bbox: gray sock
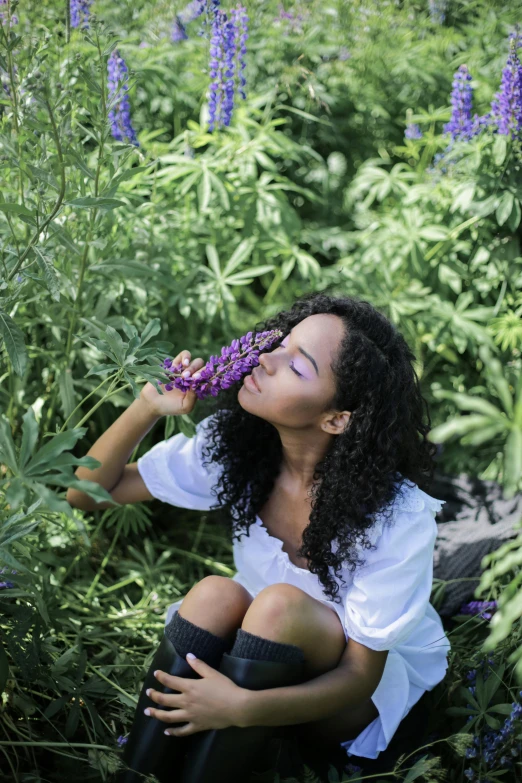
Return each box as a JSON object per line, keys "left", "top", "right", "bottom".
{"left": 230, "top": 628, "right": 305, "bottom": 664}
{"left": 165, "top": 610, "right": 230, "bottom": 668}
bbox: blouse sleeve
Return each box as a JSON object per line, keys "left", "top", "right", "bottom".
{"left": 136, "top": 413, "right": 224, "bottom": 511}
{"left": 343, "top": 493, "right": 443, "bottom": 651}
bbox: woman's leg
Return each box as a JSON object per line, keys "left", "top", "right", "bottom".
{"left": 240, "top": 583, "right": 379, "bottom": 748}
{"left": 176, "top": 574, "right": 254, "bottom": 647}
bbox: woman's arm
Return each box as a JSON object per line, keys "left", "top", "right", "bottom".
{"left": 66, "top": 397, "right": 161, "bottom": 510}
{"left": 237, "top": 639, "right": 388, "bottom": 728}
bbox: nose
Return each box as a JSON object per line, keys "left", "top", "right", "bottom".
{"left": 257, "top": 351, "right": 274, "bottom": 375}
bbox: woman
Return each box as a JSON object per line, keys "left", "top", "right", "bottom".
{"left": 68, "top": 291, "right": 450, "bottom": 783}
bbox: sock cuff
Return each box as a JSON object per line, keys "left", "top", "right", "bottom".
{"left": 165, "top": 611, "right": 230, "bottom": 667}
{"left": 230, "top": 628, "right": 305, "bottom": 664}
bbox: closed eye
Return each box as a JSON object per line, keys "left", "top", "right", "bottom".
{"left": 274, "top": 344, "right": 302, "bottom": 377}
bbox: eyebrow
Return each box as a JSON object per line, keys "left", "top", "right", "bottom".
{"left": 287, "top": 329, "right": 319, "bottom": 376}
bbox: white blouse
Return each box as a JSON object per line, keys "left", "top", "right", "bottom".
{"left": 137, "top": 413, "right": 451, "bottom": 760}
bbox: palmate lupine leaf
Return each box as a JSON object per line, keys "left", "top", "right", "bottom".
{"left": 0, "top": 408, "right": 115, "bottom": 511}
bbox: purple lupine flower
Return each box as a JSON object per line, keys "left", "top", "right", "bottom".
{"left": 107, "top": 50, "right": 139, "bottom": 146}
{"left": 221, "top": 14, "right": 237, "bottom": 127}
{"left": 338, "top": 47, "right": 351, "bottom": 61}
{"left": 179, "top": 0, "right": 206, "bottom": 24}
{"left": 70, "top": 0, "right": 93, "bottom": 30}
{"left": 444, "top": 64, "right": 474, "bottom": 141}
{"left": 460, "top": 600, "right": 497, "bottom": 620}
{"left": 171, "top": 15, "right": 188, "bottom": 42}
{"left": 208, "top": 6, "right": 225, "bottom": 132}
{"left": 116, "top": 735, "right": 128, "bottom": 747}
{"left": 158, "top": 329, "right": 284, "bottom": 400}
{"left": 0, "top": 0, "right": 18, "bottom": 25}
{"left": 207, "top": 3, "right": 248, "bottom": 131}
{"left": 429, "top": 0, "right": 448, "bottom": 25}
{"left": 0, "top": 581, "right": 15, "bottom": 589}
{"left": 490, "top": 38, "right": 522, "bottom": 137}
{"left": 405, "top": 123, "right": 422, "bottom": 140}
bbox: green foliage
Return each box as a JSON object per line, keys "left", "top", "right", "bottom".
{"left": 1, "top": 0, "right": 522, "bottom": 780}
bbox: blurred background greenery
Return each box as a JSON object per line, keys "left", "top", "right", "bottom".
{"left": 1, "top": 0, "right": 522, "bottom": 780}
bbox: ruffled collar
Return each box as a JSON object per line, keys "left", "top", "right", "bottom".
{"left": 250, "top": 481, "right": 446, "bottom": 574}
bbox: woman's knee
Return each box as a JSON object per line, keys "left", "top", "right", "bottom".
{"left": 242, "top": 583, "right": 346, "bottom": 674}
{"left": 180, "top": 575, "right": 254, "bottom": 636}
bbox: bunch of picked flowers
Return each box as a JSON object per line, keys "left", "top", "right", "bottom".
{"left": 156, "top": 329, "right": 283, "bottom": 399}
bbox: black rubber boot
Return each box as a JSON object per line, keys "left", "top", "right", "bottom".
{"left": 179, "top": 651, "right": 308, "bottom": 783}
{"left": 116, "top": 633, "right": 201, "bottom": 783}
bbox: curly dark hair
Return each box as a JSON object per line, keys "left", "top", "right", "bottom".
{"left": 199, "top": 291, "right": 438, "bottom": 605}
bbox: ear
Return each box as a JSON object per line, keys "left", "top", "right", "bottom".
{"left": 324, "top": 411, "right": 351, "bottom": 435}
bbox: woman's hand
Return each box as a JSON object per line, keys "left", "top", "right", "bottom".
{"left": 143, "top": 655, "right": 248, "bottom": 736}
{"left": 140, "top": 349, "right": 206, "bottom": 417}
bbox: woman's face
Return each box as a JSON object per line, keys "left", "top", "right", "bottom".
{"left": 238, "top": 313, "right": 346, "bottom": 428}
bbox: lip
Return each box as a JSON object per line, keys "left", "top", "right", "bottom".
{"left": 244, "top": 371, "right": 261, "bottom": 393}
{"left": 251, "top": 368, "right": 262, "bottom": 391}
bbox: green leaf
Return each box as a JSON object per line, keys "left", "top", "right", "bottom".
{"left": 32, "top": 246, "right": 60, "bottom": 302}
{"left": 488, "top": 704, "right": 514, "bottom": 715}
{"left": 140, "top": 319, "right": 161, "bottom": 346}
{"left": 66, "top": 197, "right": 125, "bottom": 210}
{"left": 492, "top": 134, "right": 508, "bottom": 166}
{"left": 496, "top": 192, "right": 514, "bottom": 227}
{"left": 58, "top": 367, "right": 80, "bottom": 426}
{"left": 0, "top": 416, "right": 18, "bottom": 473}
{"left": 19, "top": 407, "right": 39, "bottom": 470}
{"left": 429, "top": 414, "right": 493, "bottom": 442}
{"left": 198, "top": 168, "right": 211, "bottom": 213}
{"left": 207, "top": 171, "right": 230, "bottom": 211}
{"left": 25, "top": 428, "right": 87, "bottom": 477}
{"left": 0, "top": 203, "right": 33, "bottom": 216}
{"left": 223, "top": 238, "right": 256, "bottom": 277}
{"left": 503, "top": 427, "right": 522, "bottom": 496}
{"left": 0, "top": 309, "right": 27, "bottom": 377}
{"left": 507, "top": 199, "right": 521, "bottom": 232}
{"left": 5, "top": 477, "right": 26, "bottom": 509}
{"left": 104, "top": 325, "right": 126, "bottom": 364}
{"left": 65, "top": 479, "right": 118, "bottom": 505}
{"left": 205, "top": 245, "right": 221, "bottom": 277}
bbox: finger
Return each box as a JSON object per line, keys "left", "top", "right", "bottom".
{"left": 144, "top": 706, "right": 189, "bottom": 724}
{"left": 172, "top": 350, "right": 191, "bottom": 367}
{"left": 154, "top": 670, "right": 189, "bottom": 691}
{"left": 181, "top": 357, "right": 205, "bottom": 379}
{"left": 146, "top": 688, "right": 183, "bottom": 708}
{"left": 164, "top": 723, "right": 196, "bottom": 737}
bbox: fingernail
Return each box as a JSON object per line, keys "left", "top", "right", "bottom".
{"left": 183, "top": 358, "right": 189, "bottom": 365}
{"left": 193, "top": 373, "right": 200, "bottom": 379}
{"left": 187, "top": 652, "right": 196, "bottom": 660}
{"left": 153, "top": 671, "right": 158, "bottom": 677}
{"left": 144, "top": 708, "right": 151, "bottom": 716}
{"left": 146, "top": 689, "right": 151, "bottom": 697}
{"left": 164, "top": 729, "right": 170, "bottom": 736}
{"left": 182, "top": 370, "right": 190, "bottom": 377}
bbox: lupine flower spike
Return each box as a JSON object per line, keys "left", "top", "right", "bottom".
{"left": 490, "top": 36, "right": 522, "bottom": 137}
{"left": 171, "top": 16, "right": 188, "bottom": 42}
{"left": 70, "top": 0, "right": 94, "bottom": 30}
{"left": 405, "top": 123, "right": 422, "bottom": 140}
{"left": 460, "top": 600, "right": 497, "bottom": 620}
{"left": 208, "top": 2, "right": 248, "bottom": 131}
{"left": 107, "top": 50, "right": 139, "bottom": 146}
{"left": 157, "top": 329, "right": 284, "bottom": 399}
{"left": 0, "top": 0, "right": 18, "bottom": 26}
{"left": 444, "top": 64, "right": 474, "bottom": 141}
